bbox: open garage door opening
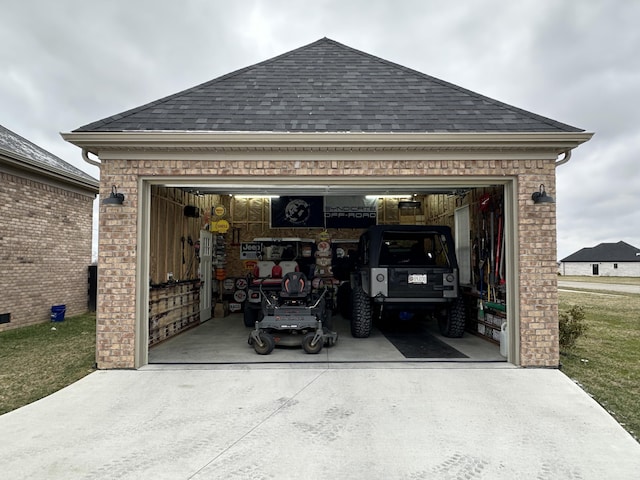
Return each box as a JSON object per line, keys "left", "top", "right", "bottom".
{"left": 142, "top": 178, "right": 515, "bottom": 366}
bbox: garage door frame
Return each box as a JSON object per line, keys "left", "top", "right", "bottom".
{"left": 135, "top": 175, "right": 520, "bottom": 367}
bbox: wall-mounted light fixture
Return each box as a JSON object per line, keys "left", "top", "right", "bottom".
{"left": 102, "top": 185, "right": 125, "bottom": 205}
{"left": 531, "top": 184, "right": 554, "bottom": 204}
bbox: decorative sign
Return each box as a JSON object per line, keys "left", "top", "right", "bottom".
{"left": 214, "top": 205, "right": 226, "bottom": 217}
{"left": 243, "top": 260, "right": 258, "bottom": 272}
{"left": 324, "top": 196, "right": 377, "bottom": 228}
{"left": 271, "top": 196, "right": 324, "bottom": 228}
{"left": 212, "top": 219, "right": 230, "bottom": 233}
{"left": 222, "top": 278, "right": 235, "bottom": 292}
{"left": 241, "top": 242, "right": 262, "bottom": 260}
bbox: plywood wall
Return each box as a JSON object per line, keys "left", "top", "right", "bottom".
{"left": 149, "top": 188, "right": 503, "bottom": 284}
{"left": 150, "top": 187, "right": 228, "bottom": 284}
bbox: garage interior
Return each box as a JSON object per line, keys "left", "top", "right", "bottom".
{"left": 144, "top": 178, "right": 511, "bottom": 365}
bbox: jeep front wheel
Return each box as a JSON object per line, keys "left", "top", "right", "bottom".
{"left": 438, "top": 296, "right": 466, "bottom": 338}
{"left": 351, "top": 285, "right": 372, "bottom": 338}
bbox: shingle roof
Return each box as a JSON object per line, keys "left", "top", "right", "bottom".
{"left": 75, "top": 38, "right": 584, "bottom": 134}
{"left": 0, "top": 124, "right": 98, "bottom": 189}
{"left": 561, "top": 241, "right": 640, "bottom": 262}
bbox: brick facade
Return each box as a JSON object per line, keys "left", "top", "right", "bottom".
{"left": 0, "top": 171, "right": 95, "bottom": 331}
{"left": 96, "top": 154, "right": 559, "bottom": 369}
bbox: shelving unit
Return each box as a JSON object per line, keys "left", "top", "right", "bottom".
{"left": 149, "top": 280, "right": 200, "bottom": 346}
{"left": 463, "top": 288, "right": 506, "bottom": 345}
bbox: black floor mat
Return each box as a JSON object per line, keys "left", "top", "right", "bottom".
{"left": 379, "top": 321, "right": 468, "bottom": 359}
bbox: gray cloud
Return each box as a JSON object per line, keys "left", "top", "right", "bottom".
{"left": 1, "top": 0, "right": 638, "bottom": 259}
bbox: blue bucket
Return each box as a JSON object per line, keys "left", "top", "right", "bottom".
{"left": 51, "top": 305, "right": 66, "bottom": 322}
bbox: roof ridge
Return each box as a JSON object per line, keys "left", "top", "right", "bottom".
{"left": 74, "top": 38, "right": 586, "bottom": 134}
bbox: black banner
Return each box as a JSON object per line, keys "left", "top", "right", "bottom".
{"left": 270, "top": 196, "right": 325, "bottom": 228}
{"left": 324, "top": 196, "right": 377, "bottom": 228}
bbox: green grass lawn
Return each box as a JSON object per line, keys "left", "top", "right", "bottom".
{"left": 558, "top": 284, "right": 640, "bottom": 442}
{"left": 0, "top": 313, "right": 96, "bottom": 415}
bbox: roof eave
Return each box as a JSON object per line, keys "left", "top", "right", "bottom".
{"left": 62, "top": 131, "right": 594, "bottom": 156}
{"left": 0, "top": 150, "right": 99, "bottom": 193}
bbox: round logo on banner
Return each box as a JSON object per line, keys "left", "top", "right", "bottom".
{"left": 214, "top": 205, "right": 226, "bottom": 217}
{"left": 284, "top": 199, "right": 311, "bottom": 225}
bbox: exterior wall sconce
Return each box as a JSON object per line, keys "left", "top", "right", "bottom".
{"left": 102, "top": 185, "right": 125, "bottom": 205}
{"left": 531, "top": 184, "right": 554, "bottom": 204}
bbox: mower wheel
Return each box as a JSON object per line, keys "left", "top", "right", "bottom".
{"left": 302, "top": 332, "right": 323, "bottom": 354}
{"left": 253, "top": 331, "right": 275, "bottom": 355}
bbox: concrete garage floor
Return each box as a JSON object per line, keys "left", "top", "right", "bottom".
{"left": 149, "top": 313, "right": 507, "bottom": 365}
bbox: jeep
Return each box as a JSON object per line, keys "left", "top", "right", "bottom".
{"left": 348, "top": 225, "right": 466, "bottom": 338}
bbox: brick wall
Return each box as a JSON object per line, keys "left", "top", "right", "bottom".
{"left": 0, "top": 171, "right": 95, "bottom": 332}
{"left": 97, "top": 156, "right": 560, "bottom": 368}
{"left": 518, "top": 171, "right": 559, "bottom": 367}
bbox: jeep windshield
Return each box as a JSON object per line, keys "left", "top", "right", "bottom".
{"left": 379, "top": 231, "right": 451, "bottom": 267}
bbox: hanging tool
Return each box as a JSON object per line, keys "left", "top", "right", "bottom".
{"left": 499, "top": 225, "right": 506, "bottom": 285}
{"left": 494, "top": 211, "right": 502, "bottom": 283}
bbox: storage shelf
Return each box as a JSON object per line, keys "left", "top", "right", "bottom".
{"left": 462, "top": 289, "right": 506, "bottom": 345}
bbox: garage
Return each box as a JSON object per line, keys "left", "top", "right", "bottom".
{"left": 62, "top": 38, "right": 591, "bottom": 369}
{"left": 139, "top": 180, "right": 509, "bottom": 365}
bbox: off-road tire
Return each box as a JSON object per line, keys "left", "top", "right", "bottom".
{"left": 351, "top": 285, "right": 372, "bottom": 338}
{"left": 438, "top": 296, "right": 466, "bottom": 338}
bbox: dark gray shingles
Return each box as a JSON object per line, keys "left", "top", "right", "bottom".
{"left": 74, "top": 38, "right": 584, "bottom": 134}
{"left": 0, "top": 124, "right": 98, "bottom": 186}
{"left": 561, "top": 241, "right": 640, "bottom": 262}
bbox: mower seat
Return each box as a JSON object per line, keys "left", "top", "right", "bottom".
{"left": 280, "top": 272, "right": 310, "bottom": 298}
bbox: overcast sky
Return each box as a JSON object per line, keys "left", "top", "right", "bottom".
{"left": 2, "top": 0, "right": 638, "bottom": 260}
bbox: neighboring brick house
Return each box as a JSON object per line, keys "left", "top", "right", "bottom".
{"left": 560, "top": 241, "right": 640, "bottom": 276}
{"left": 63, "top": 38, "right": 592, "bottom": 368}
{"left": 0, "top": 124, "right": 99, "bottom": 331}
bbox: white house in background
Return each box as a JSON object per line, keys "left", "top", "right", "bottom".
{"left": 560, "top": 241, "right": 640, "bottom": 277}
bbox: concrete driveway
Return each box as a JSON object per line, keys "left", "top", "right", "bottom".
{"left": 1, "top": 366, "right": 638, "bottom": 479}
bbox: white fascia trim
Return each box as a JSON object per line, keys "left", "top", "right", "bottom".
{"left": 61, "top": 131, "right": 594, "bottom": 154}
